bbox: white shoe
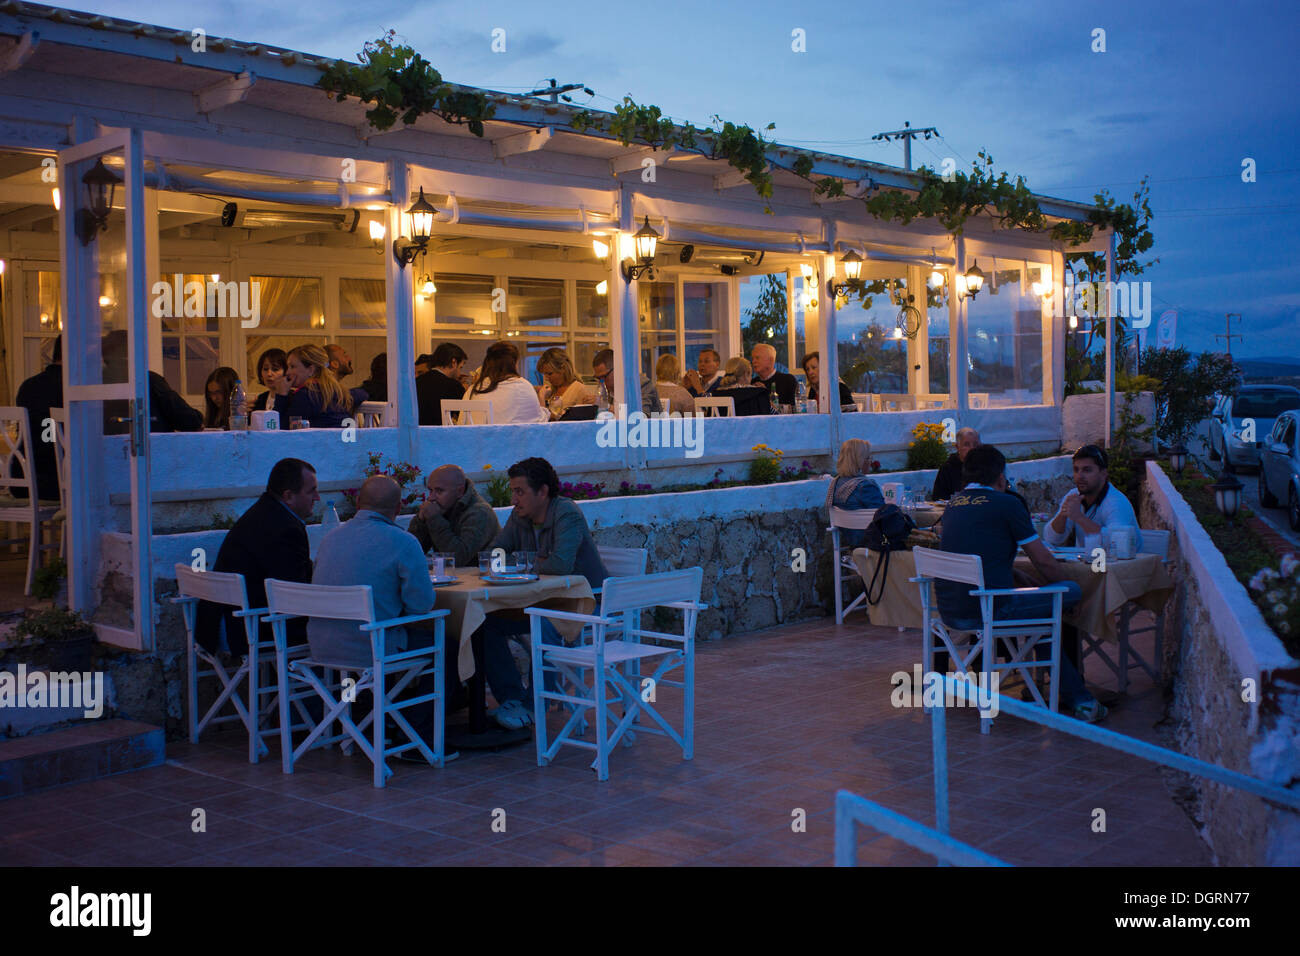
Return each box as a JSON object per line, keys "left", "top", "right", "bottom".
{"left": 494, "top": 700, "right": 534, "bottom": 730}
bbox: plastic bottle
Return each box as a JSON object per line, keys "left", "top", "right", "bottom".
{"left": 321, "top": 501, "right": 340, "bottom": 535}
{"left": 768, "top": 383, "right": 780, "bottom": 414}
{"left": 231, "top": 380, "right": 246, "bottom": 413}
{"left": 795, "top": 379, "right": 808, "bottom": 413}
{"left": 596, "top": 379, "right": 611, "bottom": 412}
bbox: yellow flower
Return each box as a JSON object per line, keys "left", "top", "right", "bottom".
{"left": 483, "top": 464, "right": 492, "bottom": 471}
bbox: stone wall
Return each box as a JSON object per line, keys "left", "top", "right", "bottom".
{"left": 1140, "top": 461, "right": 1300, "bottom": 865}
{"left": 1062, "top": 391, "right": 1155, "bottom": 454}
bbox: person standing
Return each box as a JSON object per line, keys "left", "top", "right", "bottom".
{"left": 407, "top": 464, "right": 500, "bottom": 568}
{"left": 931, "top": 427, "right": 981, "bottom": 501}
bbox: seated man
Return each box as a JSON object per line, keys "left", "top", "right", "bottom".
{"left": 937, "top": 445, "right": 1107, "bottom": 723}
{"left": 931, "top": 427, "right": 980, "bottom": 501}
{"left": 683, "top": 348, "right": 724, "bottom": 398}
{"left": 1043, "top": 444, "right": 1142, "bottom": 552}
{"left": 476, "top": 456, "right": 609, "bottom": 730}
{"left": 750, "top": 342, "right": 797, "bottom": 411}
{"left": 311, "top": 475, "right": 448, "bottom": 756}
{"left": 592, "top": 348, "right": 661, "bottom": 415}
{"left": 416, "top": 343, "right": 467, "bottom": 425}
{"left": 407, "top": 464, "right": 500, "bottom": 569}
{"left": 196, "top": 458, "right": 318, "bottom": 658}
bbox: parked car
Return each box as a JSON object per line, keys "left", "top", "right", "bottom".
{"left": 1259, "top": 410, "right": 1300, "bottom": 531}
{"left": 1208, "top": 385, "right": 1300, "bottom": 469}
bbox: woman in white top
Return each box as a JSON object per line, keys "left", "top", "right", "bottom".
{"left": 654, "top": 354, "right": 695, "bottom": 415}
{"left": 536, "top": 347, "right": 594, "bottom": 420}
{"left": 467, "top": 341, "right": 549, "bottom": 424}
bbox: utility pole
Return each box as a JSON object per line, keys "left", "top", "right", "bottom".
{"left": 525, "top": 79, "right": 594, "bottom": 104}
{"left": 1216, "top": 312, "right": 1243, "bottom": 357}
{"left": 871, "top": 121, "right": 940, "bottom": 171}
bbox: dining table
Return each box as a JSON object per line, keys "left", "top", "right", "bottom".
{"left": 424, "top": 567, "right": 595, "bottom": 748}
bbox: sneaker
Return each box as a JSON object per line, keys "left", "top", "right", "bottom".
{"left": 494, "top": 699, "right": 534, "bottom": 731}
{"left": 1072, "top": 699, "right": 1109, "bottom": 724}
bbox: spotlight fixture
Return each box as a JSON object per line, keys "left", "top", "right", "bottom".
{"left": 679, "top": 244, "right": 695, "bottom": 264}
{"left": 220, "top": 202, "right": 238, "bottom": 227}
{"left": 827, "top": 250, "right": 863, "bottom": 299}
{"left": 620, "top": 216, "right": 660, "bottom": 282}
{"left": 392, "top": 187, "right": 437, "bottom": 269}
{"left": 75, "top": 157, "right": 123, "bottom": 246}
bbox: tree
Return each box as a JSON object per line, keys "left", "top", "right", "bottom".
{"left": 741, "top": 274, "right": 787, "bottom": 362}
{"left": 1139, "top": 346, "right": 1242, "bottom": 447}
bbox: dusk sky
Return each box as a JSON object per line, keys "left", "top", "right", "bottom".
{"left": 82, "top": 0, "right": 1300, "bottom": 359}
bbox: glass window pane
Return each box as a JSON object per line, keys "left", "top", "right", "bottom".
{"left": 966, "top": 265, "right": 1046, "bottom": 406}
{"left": 249, "top": 275, "right": 322, "bottom": 330}
{"left": 836, "top": 274, "right": 908, "bottom": 394}
{"left": 927, "top": 277, "right": 950, "bottom": 394}
{"left": 433, "top": 273, "right": 498, "bottom": 328}
{"left": 23, "top": 271, "right": 61, "bottom": 335}
{"left": 576, "top": 279, "right": 609, "bottom": 328}
{"left": 571, "top": 338, "right": 610, "bottom": 382}
{"left": 185, "top": 336, "right": 220, "bottom": 396}
{"left": 740, "top": 274, "right": 788, "bottom": 367}
{"left": 336, "top": 335, "right": 388, "bottom": 393}
{"left": 638, "top": 281, "right": 675, "bottom": 332}
{"left": 508, "top": 277, "right": 563, "bottom": 328}
{"left": 340, "top": 277, "right": 385, "bottom": 330}
{"left": 162, "top": 334, "right": 182, "bottom": 392}
{"left": 683, "top": 280, "right": 727, "bottom": 373}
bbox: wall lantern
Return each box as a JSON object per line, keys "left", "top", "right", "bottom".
{"left": 959, "top": 259, "right": 985, "bottom": 300}
{"left": 620, "top": 216, "right": 660, "bottom": 282}
{"left": 1211, "top": 465, "right": 1243, "bottom": 521}
{"left": 1168, "top": 443, "right": 1188, "bottom": 477}
{"left": 75, "top": 157, "right": 122, "bottom": 246}
{"left": 369, "top": 218, "right": 386, "bottom": 254}
{"left": 392, "top": 187, "right": 437, "bottom": 268}
{"left": 827, "top": 250, "right": 863, "bottom": 298}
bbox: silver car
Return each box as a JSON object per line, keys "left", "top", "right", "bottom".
{"left": 1259, "top": 410, "right": 1300, "bottom": 531}
{"left": 1209, "top": 385, "right": 1300, "bottom": 470}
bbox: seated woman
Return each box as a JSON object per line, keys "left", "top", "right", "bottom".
{"left": 826, "top": 438, "right": 885, "bottom": 548}
{"left": 203, "top": 366, "right": 243, "bottom": 430}
{"left": 801, "top": 351, "right": 853, "bottom": 409}
{"left": 536, "top": 347, "right": 592, "bottom": 420}
{"left": 467, "top": 341, "right": 549, "bottom": 424}
{"left": 360, "top": 352, "right": 387, "bottom": 404}
{"left": 714, "top": 357, "right": 768, "bottom": 416}
{"left": 282, "top": 344, "right": 355, "bottom": 428}
{"left": 251, "top": 347, "right": 291, "bottom": 413}
{"left": 654, "top": 354, "right": 695, "bottom": 415}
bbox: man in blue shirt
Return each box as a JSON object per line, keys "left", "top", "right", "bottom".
{"left": 937, "top": 445, "right": 1106, "bottom": 722}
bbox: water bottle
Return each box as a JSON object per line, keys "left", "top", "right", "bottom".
{"left": 596, "top": 379, "right": 611, "bottom": 412}
{"left": 795, "top": 379, "right": 808, "bottom": 414}
{"left": 321, "top": 501, "right": 340, "bottom": 535}
{"left": 769, "top": 384, "right": 780, "bottom": 414}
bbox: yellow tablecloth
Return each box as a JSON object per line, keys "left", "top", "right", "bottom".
{"left": 850, "top": 547, "right": 1174, "bottom": 642}
{"left": 432, "top": 569, "right": 595, "bottom": 680}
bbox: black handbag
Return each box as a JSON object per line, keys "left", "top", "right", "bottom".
{"left": 862, "top": 505, "right": 917, "bottom": 606}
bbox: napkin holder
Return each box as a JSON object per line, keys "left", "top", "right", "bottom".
{"left": 250, "top": 410, "right": 280, "bottom": 431}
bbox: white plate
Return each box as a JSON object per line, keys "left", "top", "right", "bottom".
{"left": 480, "top": 572, "right": 539, "bottom": 585}
{"left": 429, "top": 575, "right": 458, "bottom": 586}
{"left": 1049, "top": 547, "right": 1089, "bottom": 559}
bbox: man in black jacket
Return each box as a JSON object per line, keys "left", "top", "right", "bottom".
{"left": 417, "top": 343, "right": 467, "bottom": 425}
{"left": 12, "top": 336, "right": 63, "bottom": 500}
{"left": 750, "top": 343, "right": 797, "bottom": 411}
{"left": 101, "top": 331, "right": 203, "bottom": 434}
{"left": 196, "top": 458, "right": 318, "bottom": 656}
{"left": 931, "top": 427, "right": 981, "bottom": 500}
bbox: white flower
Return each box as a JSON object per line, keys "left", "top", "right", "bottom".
{"left": 1266, "top": 589, "right": 1285, "bottom": 604}
{"left": 1249, "top": 571, "right": 1267, "bottom": 592}
{"left": 1278, "top": 621, "right": 1291, "bottom": 634}
{"left": 1280, "top": 553, "right": 1298, "bottom": 576}
{"left": 1271, "top": 602, "right": 1288, "bottom": 617}
{"left": 1263, "top": 567, "right": 1281, "bottom": 581}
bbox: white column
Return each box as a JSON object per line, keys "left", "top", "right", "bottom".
{"left": 1104, "top": 230, "right": 1115, "bottom": 448}
{"left": 952, "top": 236, "right": 969, "bottom": 414}
{"left": 616, "top": 183, "right": 642, "bottom": 418}
{"left": 144, "top": 187, "right": 162, "bottom": 374}
{"left": 386, "top": 162, "right": 417, "bottom": 462}
{"left": 819, "top": 220, "right": 841, "bottom": 450}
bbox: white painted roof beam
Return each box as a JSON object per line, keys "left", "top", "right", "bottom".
{"left": 492, "top": 126, "right": 553, "bottom": 159}
{"left": 195, "top": 70, "right": 256, "bottom": 115}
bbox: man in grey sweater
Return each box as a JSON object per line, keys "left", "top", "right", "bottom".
{"left": 407, "top": 464, "right": 500, "bottom": 568}
{"left": 476, "top": 457, "right": 609, "bottom": 730}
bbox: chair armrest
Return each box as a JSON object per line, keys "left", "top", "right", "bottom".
{"left": 170, "top": 595, "right": 197, "bottom": 606}
{"left": 663, "top": 600, "right": 708, "bottom": 611}
{"left": 381, "top": 644, "right": 441, "bottom": 665}
{"left": 262, "top": 612, "right": 299, "bottom": 624}
{"left": 232, "top": 606, "right": 269, "bottom": 619}
{"left": 523, "top": 607, "right": 613, "bottom": 627}
{"left": 969, "top": 585, "right": 1070, "bottom": 598}
{"left": 359, "top": 609, "right": 450, "bottom": 632}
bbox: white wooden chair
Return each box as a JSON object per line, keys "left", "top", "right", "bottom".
{"left": 694, "top": 396, "right": 735, "bottom": 417}
{"left": 47, "top": 407, "right": 70, "bottom": 559}
{"left": 828, "top": 505, "right": 877, "bottom": 624}
{"left": 595, "top": 546, "right": 648, "bottom": 592}
{"left": 355, "top": 401, "right": 391, "bottom": 427}
{"left": 0, "top": 406, "right": 60, "bottom": 594}
{"left": 911, "top": 547, "right": 1068, "bottom": 733}
{"left": 172, "top": 564, "right": 313, "bottom": 764}
{"left": 1085, "top": 528, "right": 1171, "bottom": 692}
{"left": 264, "top": 578, "right": 451, "bottom": 788}
{"left": 525, "top": 567, "right": 705, "bottom": 780}
{"left": 441, "top": 399, "right": 493, "bottom": 426}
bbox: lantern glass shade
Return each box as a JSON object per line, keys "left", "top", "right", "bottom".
{"left": 1212, "top": 471, "right": 1242, "bottom": 517}
{"left": 406, "top": 187, "right": 436, "bottom": 241}
{"left": 964, "top": 260, "right": 985, "bottom": 293}
{"left": 420, "top": 276, "right": 436, "bottom": 297}
{"left": 841, "top": 250, "right": 863, "bottom": 282}
{"left": 1169, "top": 444, "right": 1188, "bottom": 475}
{"left": 82, "top": 157, "right": 121, "bottom": 221}
{"left": 1069, "top": 314, "right": 1079, "bottom": 330}
{"left": 928, "top": 269, "right": 944, "bottom": 289}
{"left": 633, "top": 216, "right": 659, "bottom": 262}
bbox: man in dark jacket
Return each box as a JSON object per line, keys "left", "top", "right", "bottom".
{"left": 750, "top": 343, "right": 797, "bottom": 411}
{"left": 101, "top": 330, "right": 203, "bottom": 434}
{"left": 12, "top": 337, "right": 63, "bottom": 500}
{"left": 416, "top": 343, "right": 467, "bottom": 425}
{"left": 407, "top": 464, "right": 500, "bottom": 568}
{"left": 196, "top": 458, "right": 318, "bottom": 656}
{"left": 931, "top": 427, "right": 981, "bottom": 500}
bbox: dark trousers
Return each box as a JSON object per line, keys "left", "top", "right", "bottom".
{"left": 350, "top": 629, "right": 453, "bottom": 746}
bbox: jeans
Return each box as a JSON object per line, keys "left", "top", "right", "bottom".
{"left": 939, "top": 580, "right": 1093, "bottom": 710}
{"left": 475, "top": 612, "right": 563, "bottom": 707}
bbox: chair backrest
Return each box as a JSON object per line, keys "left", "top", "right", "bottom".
{"left": 1138, "top": 528, "right": 1170, "bottom": 560}
{"left": 829, "top": 506, "right": 878, "bottom": 531}
{"left": 175, "top": 563, "right": 251, "bottom": 610}
{"left": 598, "top": 546, "right": 648, "bottom": 578}
{"left": 599, "top": 567, "right": 703, "bottom": 617}
{"left": 912, "top": 546, "right": 985, "bottom": 588}
{"left": 356, "top": 401, "right": 389, "bottom": 427}
{"left": 47, "top": 407, "right": 70, "bottom": 509}
{"left": 442, "top": 399, "right": 493, "bottom": 426}
{"left": 0, "top": 406, "right": 35, "bottom": 498}
{"left": 695, "top": 396, "right": 734, "bottom": 417}
{"left": 265, "top": 578, "right": 376, "bottom": 623}
{"left": 969, "top": 393, "right": 990, "bottom": 410}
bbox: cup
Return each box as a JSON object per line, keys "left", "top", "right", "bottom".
{"left": 289, "top": 416, "right": 304, "bottom": 430}
{"left": 478, "top": 551, "right": 493, "bottom": 574}
{"left": 522, "top": 551, "right": 537, "bottom": 573}
{"left": 229, "top": 414, "right": 248, "bottom": 431}
{"left": 434, "top": 553, "right": 455, "bottom": 577}
{"left": 1083, "top": 533, "right": 1103, "bottom": 560}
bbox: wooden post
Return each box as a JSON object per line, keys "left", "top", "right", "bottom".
{"left": 386, "top": 161, "right": 417, "bottom": 463}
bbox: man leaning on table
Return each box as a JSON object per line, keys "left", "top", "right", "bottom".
{"left": 938, "top": 445, "right": 1108, "bottom": 723}
{"left": 1042, "top": 444, "right": 1142, "bottom": 552}
{"left": 311, "top": 475, "right": 452, "bottom": 760}
{"left": 407, "top": 464, "right": 500, "bottom": 569}
{"left": 475, "top": 456, "right": 609, "bottom": 730}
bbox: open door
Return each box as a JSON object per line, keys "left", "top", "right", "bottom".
{"left": 57, "top": 128, "right": 154, "bottom": 651}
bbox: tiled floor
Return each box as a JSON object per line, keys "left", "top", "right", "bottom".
{"left": 0, "top": 616, "right": 1212, "bottom": 866}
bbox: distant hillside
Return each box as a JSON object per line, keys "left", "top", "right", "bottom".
{"left": 1237, "top": 357, "right": 1300, "bottom": 382}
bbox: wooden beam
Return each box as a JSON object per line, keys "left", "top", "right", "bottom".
{"left": 194, "top": 70, "right": 256, "bottom": 115}
{"left": 493, "top": 126, "right": 553, "bottom": 159}
{"left": 0, "top": 31, "right": 39, "bottom": 75}
{"left": 610, "top": 147, "right": 676, "bottom": 177}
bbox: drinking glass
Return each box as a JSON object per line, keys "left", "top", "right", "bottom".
{"left": 522, "top": 551, "right": 537, "bottom": 573}
{"left": 1083, "top": 533, "right": 1103, "bottom": 559}
{"left": 478, "top": 551, "right": 493, "bottom": 574}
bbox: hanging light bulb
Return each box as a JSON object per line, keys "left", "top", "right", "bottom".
{"left": 52, "top": 187, "right": 60, "bottom": 211}
{"left": 420, "top": 275, "right": 436, "bottom": 297}
{"left": 592, "top": 238, "right": 610, "bottom": 260}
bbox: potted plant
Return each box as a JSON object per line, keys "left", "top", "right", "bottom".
{"left": 11, "top": 607, "right": 96, "bottom": 672}
{"left": 31, "top": 557, "right": 67, "bottom": 603}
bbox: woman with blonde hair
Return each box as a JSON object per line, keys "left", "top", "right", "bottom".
{"left": 826, "top": 438, "right": 885, "bottom": 547}
{"left": 536, "top": 347, "right": 593, "bottom": 420}
{"left": 654, "top": 354, "right": 695, "bottom": 415}
{"left": 468, "top": 341, "right": 549, "bottom": 424}
{"left": 283, "top": 343, "right": 354, "bottom": 428}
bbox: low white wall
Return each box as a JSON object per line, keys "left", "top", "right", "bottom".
{"left": 1141, "top": 460, "right": 1300, "bottom": 865}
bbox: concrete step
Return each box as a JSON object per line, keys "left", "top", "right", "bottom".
{"left": 0, "top": 719, "right": 164, "bottom": 800}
